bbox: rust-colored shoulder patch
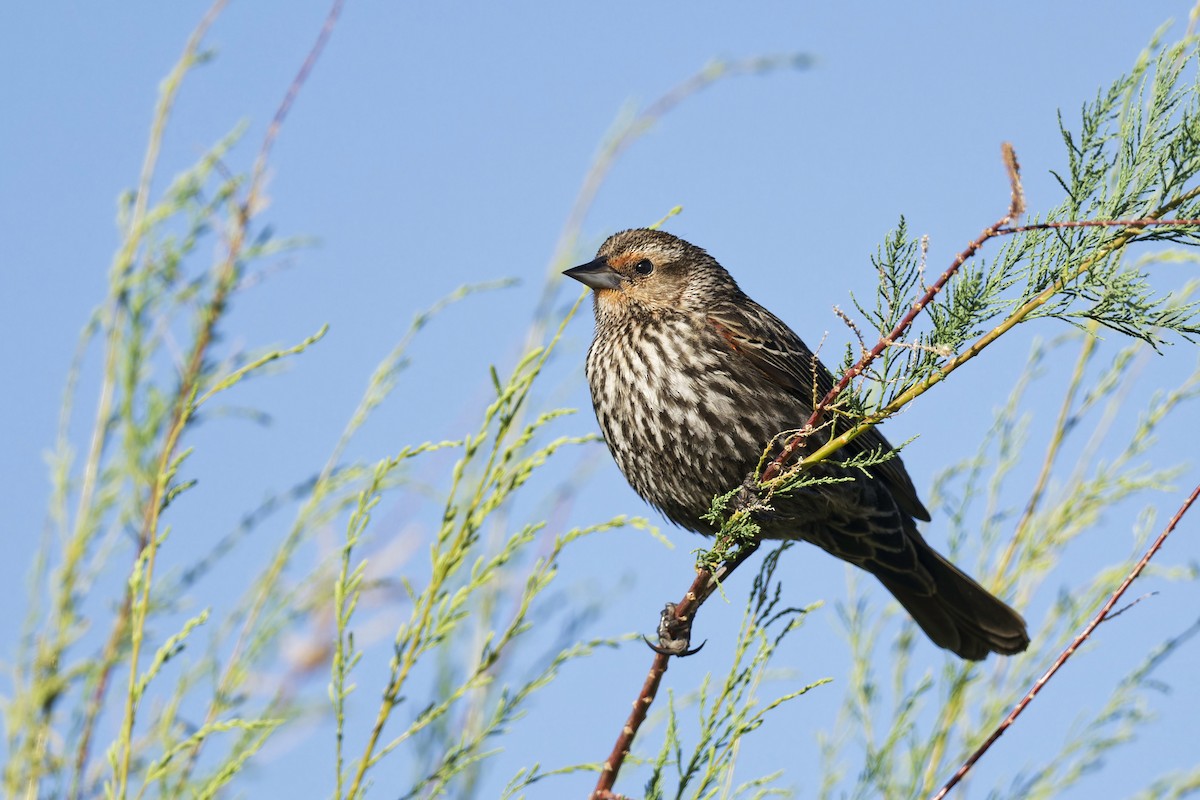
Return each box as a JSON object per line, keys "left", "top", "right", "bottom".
{"left": 708, "top": 317, "right": 743, "bottom": 354}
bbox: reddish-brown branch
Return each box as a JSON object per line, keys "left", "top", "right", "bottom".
{"left": 764, "top": 179, "right": 1200, "bottom": 487}
{"left": 930, "top": 480, "right": 1200, "bottom": 800}
{"left": 592, "top": 655, "right": 668, "bottom": 800}
{"left": 251, "top": 0, "right": 344, "bottom": 184}
{"left": 762, "top": 143, "right": 1024, "bottom": 483}
{"left": 590, "top": 542, "right": 759, "bottom": 800}
{"left": 998, "top": 216, "right": 1200, "bottom": 233}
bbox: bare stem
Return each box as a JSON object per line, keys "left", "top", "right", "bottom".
{"left": 930, "top": 480, "right": 1200, "bottom": 800}
{"left": 170, "top": 1, "right": 347, "bottom": 788}
{"left": 590, "top": 540, "right": 759, "bottom": 800}
{"left": 762, "top": 142, "right": 1023, "bottom": 485}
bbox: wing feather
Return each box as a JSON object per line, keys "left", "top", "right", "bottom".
{"left": 708, "top": 299, "right": 931, "bottom": 522}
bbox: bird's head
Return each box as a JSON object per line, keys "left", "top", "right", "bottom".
{"left": 563, "top": 229, "right": 741, "bottom": 319}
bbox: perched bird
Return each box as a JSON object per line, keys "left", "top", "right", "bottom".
{"left": 565, "top": 228, "right": 1029, "bottom": 660}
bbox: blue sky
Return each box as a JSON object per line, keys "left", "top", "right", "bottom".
{"left": 3, "top": 3, "right": 1200, "bottom": 798}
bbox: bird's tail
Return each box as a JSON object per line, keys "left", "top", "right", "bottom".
{"left": 876, "top": 531, "right": 1029, "bottom": 660}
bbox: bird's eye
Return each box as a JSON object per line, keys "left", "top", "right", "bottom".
{"left": 634, "top": 259, "right": 654, "bottom": 275}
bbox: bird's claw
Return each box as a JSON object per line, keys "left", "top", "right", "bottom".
{"left": 732, "top": 473, "right": 771, "bottom": 517}
{"left": 642, "top": 602, "right": 706, "bottom": 657}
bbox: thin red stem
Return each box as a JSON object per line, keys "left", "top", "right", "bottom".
{"left": 589, "top": 542, "right": 758, "bottom": 799}
{"left": 591, "top": 655, "right": 669, "bottom": 800}
{"left": 762, "top": 144, "right": 1024, "bottom": 483}
{"left": 999, "top": 216, "right": 1200, "bottom": 233}
{"left": 761, "top": 221, "right": 1003, "bottom": 481}
{"left": 930, "top": 480, "right": 1200, "bottom": 800}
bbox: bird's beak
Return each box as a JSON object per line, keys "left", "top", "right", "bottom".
{"left": 563, "top": 257, "right": 625, "bottom": 291}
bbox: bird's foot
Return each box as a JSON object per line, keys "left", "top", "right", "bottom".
{"left": 732, "top": 473, "right": 774, "bottom": 519}
{"left": 643, "top": 602, "right": 706, "bottom": 657}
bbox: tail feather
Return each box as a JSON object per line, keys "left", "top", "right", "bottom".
{"left": 877, "top": 532, "right": 1029, "bottom": 660}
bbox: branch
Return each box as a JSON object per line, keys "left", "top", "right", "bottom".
{"left": 590, "top": 541, "right": 759, "bottom": 800}
{"left": 999, "top": 216, "right": 1200, "bottom": 233}
{"left": 930, "top": 480, "right": 1200, "bottom": 800}
{"left": 761, "top": 142, "right": 1024, "bottom": 484}
{"left": 772, "top": 176, "right": 1200, "bottom": 485}
{"left": 250, "top": 0, "right": 345, "bottom": 189}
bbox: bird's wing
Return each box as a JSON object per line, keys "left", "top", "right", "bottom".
{"left": 707, "top": 298, "right": 931, "bottom": 522}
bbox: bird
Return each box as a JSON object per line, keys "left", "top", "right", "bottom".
{"left": 564, "top": 228, "right": 1029, "bottom": 660}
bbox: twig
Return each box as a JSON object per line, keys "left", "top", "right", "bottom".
{"left": 918, "top": 234, "right": 930, "bottom": 292}
{"left": 159, "top": 0, "right": 346, "bottom": 789}
{"left": 762, "top": 142, "right": 1025, "bottom": 484}
{"left": 833, "top": 305, "right": 868, "bottom": 358}
{"left": 250, "top": 0, "right": 345, "bottom": 187}
{"left": 1102, "top": 592, "right": 1159, "bottom": 621}
{"left": 590, "top": 541, "right": 759, "bottom": 800}
{"left": 929, "top": 480, "right": 1200, "bottom": 800}
{"left": 999, "top": 217, "right": 1200, "bottom": 234}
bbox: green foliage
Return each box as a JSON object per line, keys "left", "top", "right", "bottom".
{"left": 823, "top": 36, "right": 1200, "bottom": 451}
{"left": 1, "top": 13, "right": 654, "bottom": 800}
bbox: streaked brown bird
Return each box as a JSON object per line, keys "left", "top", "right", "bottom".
{"left": 565, "top": 228, "right": 1029, "bottom": 660}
